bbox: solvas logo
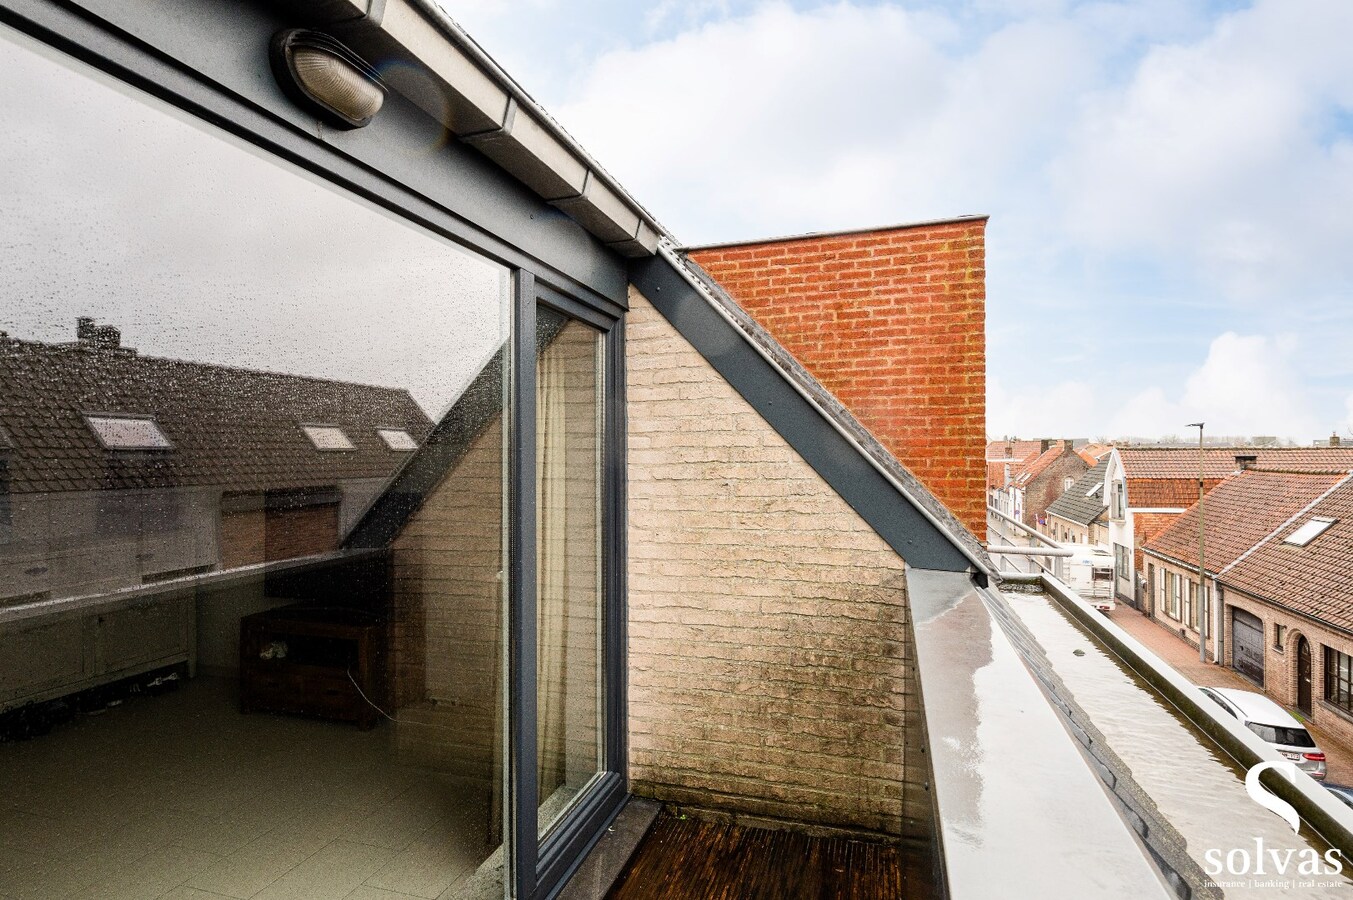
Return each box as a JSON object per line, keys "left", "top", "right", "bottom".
{"left": 1202, "top": 761, "right": 1344, "bottom": 879}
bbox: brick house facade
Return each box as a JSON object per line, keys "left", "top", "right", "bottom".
{"left": 686, "top": 218, "right": 988, "bottom": 537}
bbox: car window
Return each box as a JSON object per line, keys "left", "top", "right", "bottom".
{"left": 1203, "top": 691, "right": 1236, "bottom": 717}
{"left": 1246, "top": 723, "right": 1316, "bottom": 748}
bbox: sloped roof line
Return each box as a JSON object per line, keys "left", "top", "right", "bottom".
{"left": 1046, "top": 457, "right": 1110, "bottom": 526}
{"left": 656, "top": 242, "right": 992, "bottom": 577}
{"left": 1219, "top": 471, "right": 1353, "bottom": 577}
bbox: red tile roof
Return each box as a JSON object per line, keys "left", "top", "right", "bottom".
{"left": 1222, "top": 475, "right": 1353, "bottom": 631}
{"left": 1142, "top": 470, "right": 1347, "bottom": 571}
{"left": 985, "top": 440, "right": 1044, "bottom": 463}
{"left": 1118, "top": 447, "right": 1353, "bottom": 509}
{"left": 1127, "top": 477, "right": 1226, "bottom": 509}
{"left": 1117, "top": 447, "right": 1353, "bottom": 479}
{"left": 1014, "top": 446, "right": 1067, "bottom": 485}
{"left": 1077, "top": 443, "right": 1113, "bottom": 465}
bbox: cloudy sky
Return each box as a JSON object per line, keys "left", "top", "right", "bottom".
{"left": 444, "top": 0, "right": 1353, "bottom": 443}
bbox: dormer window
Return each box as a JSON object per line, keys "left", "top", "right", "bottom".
{"left": 377, "top": 428, "right": 418, "bottom": 451}
{"left": 300, "top": 425, "right": 354, "bottom": 451}
{"left": 1283, "top": 517, "right": 1336, "bottom": 547}
{"left": 84, "top": 414, "right": 172, "bottom": 450}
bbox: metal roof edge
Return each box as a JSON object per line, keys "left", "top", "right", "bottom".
{"left": 635, "top": 244, "right": 993, "bottom": 577}
{"left": 333, "top": 0, "right": 671, "bottom": 256}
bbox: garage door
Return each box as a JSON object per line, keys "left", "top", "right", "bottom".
{"left": 1232, "top": 609, "right": 1265, "bottom": 685}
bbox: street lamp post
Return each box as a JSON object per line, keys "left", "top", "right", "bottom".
{"left": 1188, "top": 422, "right": 1207, "bottom": 664}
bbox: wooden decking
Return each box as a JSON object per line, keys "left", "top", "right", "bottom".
{"left": 605, "top": 811, "right": 930, "bottom": 900}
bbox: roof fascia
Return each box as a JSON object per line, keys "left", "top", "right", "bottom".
{"left": 318, "top": 0, "right": 664, "bottom": 258}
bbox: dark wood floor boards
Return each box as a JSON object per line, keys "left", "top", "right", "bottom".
{"left": 606, "top": 810, "right": 912, "bottom": 900}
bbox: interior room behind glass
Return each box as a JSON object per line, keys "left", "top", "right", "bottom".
{"left": 0, "top": 25, "right": 535, "bottom": 899}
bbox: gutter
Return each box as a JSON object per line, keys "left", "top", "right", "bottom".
{"left": 306, "top": 0, "right": 665, "bottom": 257}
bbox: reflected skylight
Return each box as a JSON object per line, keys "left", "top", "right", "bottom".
{"left": 377, "top": 428, "right": 418, "bottom": 451}
{"left": 301, "top": 425, "right": 355, "bottom": 451}
{"left": 85, "top": 414, "right": 172, "bottom": 450}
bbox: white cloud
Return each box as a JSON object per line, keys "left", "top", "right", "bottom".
{"left": 1050, "top": 0, "right": 1353, "bottom": 302}
{"left": 987, "top": 376, "right": 1098, "bottom": 440}
{"left": 452, "top": 1, "right": 1353, "bottom": 440}
{"left": 552, "top": 2, "right": 1101, "bottom": 241}
{"left": 1107, "top": 332, "right": 1322, "bottom": 440}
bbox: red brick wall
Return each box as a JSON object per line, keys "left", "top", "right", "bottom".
{"left": 687, "top": 218, "right": 987, "bottom": 536}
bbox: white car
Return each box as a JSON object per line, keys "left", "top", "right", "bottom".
{"left": 1200, "top": 686, "right": 1327, "bottom": 780}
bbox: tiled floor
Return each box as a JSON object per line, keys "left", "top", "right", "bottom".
{"left": 0, "top": 676, "right": 501, "bottom": 900}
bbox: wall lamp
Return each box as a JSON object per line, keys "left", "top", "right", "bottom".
{"left": 270, "top": 29, "right": 385, "bottom": 129}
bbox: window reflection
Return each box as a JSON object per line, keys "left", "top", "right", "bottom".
{"left": 0, "top": 24, "right": 511, "bottom": 900}
{"left": 535, "top": 307, "right": 606, "bottom": 836}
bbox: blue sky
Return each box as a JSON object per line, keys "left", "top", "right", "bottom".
{"left": 444, "top": 0, "right": 1353, "bottom": 443}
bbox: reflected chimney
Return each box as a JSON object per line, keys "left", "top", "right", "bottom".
{"left": 76, "top": 317, "right": 123, "bottom": 351}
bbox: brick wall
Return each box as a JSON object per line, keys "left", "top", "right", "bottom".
{"left": 1144, "top": 560, "right": 1353, "bottom": 752}
{"left": 626, "top": 287, "right": 925, "bottom": 838}
{"left": 687, "top": 218, "right": 987, "bottom": 536}
{"left": 1221, "top": 590, "right": 1353, "bottom": 752}
{"left": 1023, "top": 453, "right": 1089, "bottom": 529}
{"left": 389, "top": 416, "right": 505, "bottom": 781}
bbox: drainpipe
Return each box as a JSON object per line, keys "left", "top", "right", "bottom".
{"left": 1212, "top": 578, "right": 1224, "bottom": 665}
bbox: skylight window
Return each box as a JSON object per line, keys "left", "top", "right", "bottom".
{"left": 301, "top": 425, "right": 355, "bottom": 451}
{"left": 1086, "top": 483, "right": 1103, "bottom": 497}
{"left": 1283, "top": 517, "right": 1336, "bottom": 547}
{"left": 377, "top": 428, "right": 418, "bottom": 451}
{"left": 85, "top": 414, "right": 172, "bottom": 450}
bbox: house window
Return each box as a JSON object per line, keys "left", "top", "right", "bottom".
{"left": 1274, "top": 624, "right": 1287, "bottom": 650}
{"left": 1325, "top": 647, "right": 1353, "bottom": 715}
{"left": 1111, "top": 482, "right": 1126, "bottom": 518}
{"left": 1169, "top": 572, "right": 1182, "bottom": 620}
{"left": 1186, "top": 579, "right": 1197, "bottom": 629}
{"left": 1114, "top": 543, "right": 1130, "bottom": 583}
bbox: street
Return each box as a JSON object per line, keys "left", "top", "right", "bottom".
{"left": 1105, "top": 604, "right": 1353, "bottom": 785}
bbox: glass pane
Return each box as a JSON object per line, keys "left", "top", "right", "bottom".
{"left": 0, "top": 25, "right": 513, "bottom": 900}
{"left": 535, "top": 306, "right": 605, "bottom": 837}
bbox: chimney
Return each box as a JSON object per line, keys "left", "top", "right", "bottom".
{"left": 1063, "top": 439, "right": 1074, "bottom": 451}
{"left": 1040, "top": 439, "right": 1053, "bottom": 454}
{"left": 687, "top": 217, "right": 989, "bottom": 535}
{"left": 1235, "top": 454, "right": 1258, "bottom": 471}
{"left": 75, "top": 317, "right": 121, "bottom": 350}
{"left": 1332, "top": 432, "right": 1342, "bottom": 448}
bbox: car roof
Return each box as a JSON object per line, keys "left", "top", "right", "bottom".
{"left": 1207, "top": 687, "right": 1305, "bottom": 728}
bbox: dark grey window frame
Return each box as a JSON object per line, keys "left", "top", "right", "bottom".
{"left": 0, "top": 5, "right": 630, "bottom": 898}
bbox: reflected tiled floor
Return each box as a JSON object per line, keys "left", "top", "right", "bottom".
{"left": 0, "top": 677, "right": 497, "bottom": 900}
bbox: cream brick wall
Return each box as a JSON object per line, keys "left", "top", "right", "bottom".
{"left": 625, "top": 287, "right": 922, "bottom": 837}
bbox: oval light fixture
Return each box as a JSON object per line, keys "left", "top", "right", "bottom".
{"left": 270, "top": 29, "right": 385, "bottom": 129}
